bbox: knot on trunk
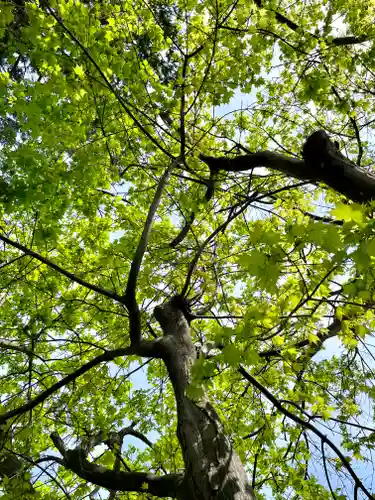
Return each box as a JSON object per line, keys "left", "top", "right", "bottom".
{"left": 154, "top": 295, "right": 194, "bottom": 335}
{"left": 302, "top": 129, "right": 343, "bottom": 171}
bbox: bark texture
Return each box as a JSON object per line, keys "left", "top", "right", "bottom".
{"left": 200, "top": 129, "right": 375, "bottom": 203}
{"left": 154, "top": 296, "right": 256, "bottom": 500}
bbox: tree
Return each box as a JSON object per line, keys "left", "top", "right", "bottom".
{"left": 0, "top": 0, "right": 375, "bottom": 498}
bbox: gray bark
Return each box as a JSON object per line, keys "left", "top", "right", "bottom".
{"left": 154, "top": 297, "right": 256, "bottom": 500}
{"left": 200, "top": 130, "right": 375, "bottom": 203}
{"left": 47, "top": 296, "right": 256, "bottom": 499}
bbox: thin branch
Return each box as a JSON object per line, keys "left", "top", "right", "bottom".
{"left": 187, "top": 20, "right": 218, "bottom": 114}
{"left": 0, "top": 341, "right": 162, "bottom": 424}
{"left": 179, "top": 54, "right": 188, "bottom": 162}
{"left": 238, "top": 366, "right": 373, "bottom": 500}
{"left": 12, "top": 450, "right": 70, "bottom": 499}
{"left": 97, "top": 188, "right": 131, "bottom": 204}
{"left": 181, "top": 198, "right": 252, "bottom": 296}
{"left": 170, "top": 212, "right": 195, "bottom": 248}
{"left": 35, "top": 455, "right": 65, "bottom": 466}
{"left": 260, "top": 317, "right": 341, "bottom": 359}
{"left": 0, "top": 254, "right": 26, "bottom": 270}
{"left": 0, "top": 234, "right": 125, "bottom": 304}
{"left": 349, "top": 115, "right": 363, "bottom": 166}
{"left": 300, "top": 211, "right": 343, "bottom": 226}
{"left": 311, "top": 415, "right": 375, "bottom": 433}
{"left": 108, "top": 435, "right": 124, "bottom": 500}
{"left": 0, "top": 341, "right": 46, "bottom": 363}
{"left": 321, "top": 441, "right": 338, "bottom": 500}
{"left": 119, "top": 427, "right": 154, "bottom": 448}
{"left": 43, "top": 2, "right": 173, "bottom": 159}
{"left": 328, "top": 79, "right": 364, "bottom": 167}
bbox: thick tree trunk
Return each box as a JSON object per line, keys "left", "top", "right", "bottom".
{"left": 154, "top": 297, "right": 256, "bottom": 500}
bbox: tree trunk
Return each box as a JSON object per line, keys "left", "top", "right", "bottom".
{"left": 154, "top": 297, "right": 256, "bottom": 500}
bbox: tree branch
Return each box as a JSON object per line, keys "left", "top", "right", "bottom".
{"left": 50, "top": 432, "right": 183, "bottom": 497}
{"left": 125, "top": 164, "right": 173, "bottom": 344}
{"left": 170, "top": 212, "right": 195, "bottom": 248}
{"left": 181, "top": 198, "right": 252, "bottom": 296}
{"left": 0, "top": 234, "right": 126, "bottom": 304}
{"left": 0, "top": 340, "right": 163, "bottom": 424}
{"left": 252, "top": 0, "right": 370, "bottom": 47}
{"left": 97, "top": 188, "right": 131, "bottom": 204}
{"left": 252, "top": 0, "right": 299, "bottom": 32}
{"left": 119, "top": 427, "right": 154, "bottom": 448}
{"left": 260, "top": 317, "right": 342, "bottom": 359}
{"left": 200, "top": 130, "right": 375, "bottom": 203}
{"left": 238, "top": 366, "right": 373, "bottom": 500}
{"left": 0, "top": 341, "right": 45, "bottom": 361}
{"left": 332, "top": 35, "right": 372, "bottom": 46}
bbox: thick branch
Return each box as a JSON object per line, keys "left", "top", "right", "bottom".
{"left": 200, "top": 151, "right": 306, "bottom": 177}
{"left": 329, "top": 35, "right": 371, "bottom": 46}
{"left": 50, "top": 432, "right": 183, "bottom": 498}
{"left": 125, "top": 164, "right": 173, "bottom": 344}
{"left": 200, "top": 130, "right": 375, "bottom": 203}
{"left": 0, "top": 340, "right": 162, "bottom": 424}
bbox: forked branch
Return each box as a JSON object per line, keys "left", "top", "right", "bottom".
{"left": 50, "top": 432, "right": 183, "bottom": 497}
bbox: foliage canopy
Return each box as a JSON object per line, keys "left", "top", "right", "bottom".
{"left": 1, "top": 0, "right": 375, "bottom": 498}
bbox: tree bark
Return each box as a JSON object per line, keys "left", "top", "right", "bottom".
{"left": 154, "top": 296, "right": 256, "bottom": 500}
{"left": 200, "top": 130, "right": 375, "bottom": 203}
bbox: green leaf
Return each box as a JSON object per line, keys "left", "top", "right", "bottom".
{"left": 222, "top": 344, "right": 242, "bottom": 366}
{"left": 73, "top": 65, "right": 85, "bottom": 79}
{"left": 245, "top": 349, "right": 261, "bottom": 365}
{"left": 331, "top": 203, "right": 363, "bottom": 223}
{"left": 308, "top": 333, "right": 320, "bottom": 344}
{"left": 273, "top": 335, "right": 285, "bottom": 346}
